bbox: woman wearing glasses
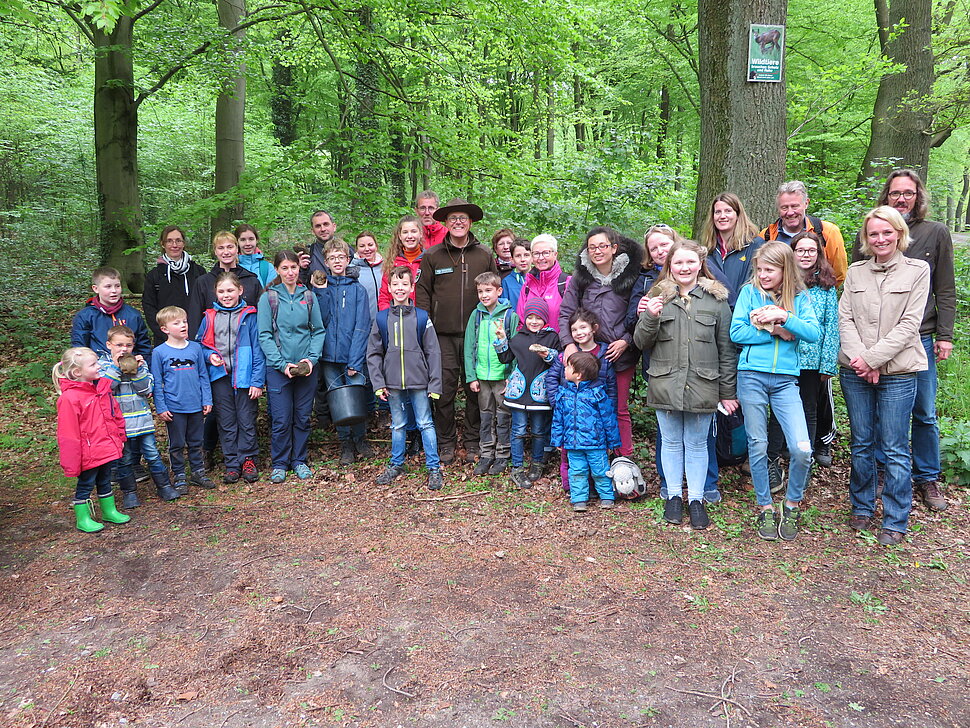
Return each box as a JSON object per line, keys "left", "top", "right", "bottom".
{"left": 699, "top": 193, "right": 765, "bottom": 307}
{"left": 515, "top": 234, "right": 571, "bottom": 333}
{"left": 143, "top": 226, "right": 206, "bottom": 346}
{"left": 558, "top": 226, "right": 642, "bottom": 457}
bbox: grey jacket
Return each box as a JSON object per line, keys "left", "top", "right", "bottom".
{"left": 633, "top": 277, "right": 737, "bottom": 413}
{"left": 366, "top": 305, "right": 443, "bottom": 394}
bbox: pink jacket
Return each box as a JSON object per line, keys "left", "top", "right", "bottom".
{"left": 515, "top": 263, "right": 571, "bottom": 332}
{"left": 57, "top": 378, "right": 126, "bottom": 478}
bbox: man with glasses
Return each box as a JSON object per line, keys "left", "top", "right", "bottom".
{"left": 850, "top": 168, "right": 956, "bottom": 512}
{"left": 415, "top": 198, "right": 498, "bottom": 465}
{"left": 415, "top": 191, "right": 448, "bottom": 248}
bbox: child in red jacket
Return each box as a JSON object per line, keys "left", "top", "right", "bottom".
{"left": 54, "top": 347, "right": 130, "bottom": 533}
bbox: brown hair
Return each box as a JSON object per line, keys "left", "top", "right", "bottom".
{"left": 567, "top": 351, "right": 600, "bottom": 382}
{"left": 384, "top": 215, "right": 423, "bottom": 275}
{"left": 92, "top": 267, "right": 120, "bottom": 285}
{"left": 491, "top": 228, "right": 515, "bottom": 253}
{"left": 159, "top": 225, "right": 187, "bottom": 248}
{"left": 475, "top": 272, "right": 502, "bottom": 289}
{"left": 699, "top": 192, "right": 761, "bottom": 254}
{"left": 215, "top": 271, "right": 243, "bottom": 290}
{"left": 877, "top": 169, "right": 928, "bottom": 222}
{"left": 107, "top": 325, "right": 135, "bottom": 342}
{"left": 655, "top": 240, "right": 716, "bottom": 290}
{"left": 789, "top": 232, "right": 836, "bottom": 289}
{"left": 388, "top": 265, "right": 414, "bottom": 284}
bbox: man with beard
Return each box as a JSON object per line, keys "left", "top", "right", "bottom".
{"left": 299, "top": 210, "right": 337, "bottom": 284}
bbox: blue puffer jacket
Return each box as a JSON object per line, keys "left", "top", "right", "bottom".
{"left": 197, "top": 303, "right": 266, "bottom": 389}
{"left": 71, "top": 299, "right": 152, "bottom": 364}
{"left": 730, "top": 284, "right": 820, "bottom": 376}
{"left": 314, "top": 271, "right": 371, "bottom": 373}
{"left": 550, "top": 380, "right": 622, "bottom": 450}
{"left": 545, "top": 343, "right": 616, "bottom": 407}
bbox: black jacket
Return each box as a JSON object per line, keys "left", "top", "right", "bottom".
{"left": 188, "top": 264, "right": 263, "bottom": 338}
{"left": 495, "top": 327, "right": 561, "bottom": 410}
{"left": 143, "top": 258, "right": 207, "bottom": 345}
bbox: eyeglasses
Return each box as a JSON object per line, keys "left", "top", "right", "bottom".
{"left": 794, "top": 248, "right": 817, "bottom": 257}
{"left": 165, "top": 238, "right": 185, "bottom": 244}
{"left": 533, "top": 250, "right": 554, "bottom": 258}
{"left": 887, "top": 190, "right": 916, "bottom": 201}
{"left": 588, "top": 243, "right": 615, "bottom": 253}
{"left": 325, "top": 254, "right": 348, "bottom": 262}
{"left": 446, "top": 215, "right": 470, "bottom": 224}
{"left": 417, "top": 205, "right": 437, "bottom": 213}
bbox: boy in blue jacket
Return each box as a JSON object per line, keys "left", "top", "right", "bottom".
{"left": 312, "top": 239, "right": 373, "bottom": 465}
{"left": 72, "top": 267, "right": 152, "bottom": 364}
{"left": 550, "top": 351, "right": 622, "bottom": 512}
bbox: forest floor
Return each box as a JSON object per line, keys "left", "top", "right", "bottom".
{"left": 0, "top": 298, "right": 968, "bottom": 728}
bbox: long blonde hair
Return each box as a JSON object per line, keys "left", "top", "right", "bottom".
{"left": 749, "top": 241, "right": 805, "bottom": 312}
{"left": 700, "top": 192, "right": 761, "bottom": 254}
{"left": 383, "top": 215, "right": 423, "bottom": 275}
{"left": 52, "top": 347, "right": 97, "bottom": 391}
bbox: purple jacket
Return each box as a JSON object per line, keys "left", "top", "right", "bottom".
{"left": 515, "top": 262, "right": 570, "bottom": 333}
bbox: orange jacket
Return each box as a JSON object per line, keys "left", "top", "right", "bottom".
{"left": 762, "top": 215, "right": 847, "bottom": 285}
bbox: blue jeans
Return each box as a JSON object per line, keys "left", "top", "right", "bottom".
{"left": 656, "top": 410, "right": 713, "bottom": 503}
{"left": 657, "top": 419, "right": 719, "bottom": 501}
{"left": 912, "top": 336, "right": 940, "bottom": 483}
{"left": 567, "top": 448, "right": 613, "bottom": 504}
{"left": 510, "top": 409, "right": 551, "bottom": 467}
{"left": 841, "top": 369, "right": 917, "bottom": 533}
{"left": 388, "top": 389, "right": 439, "bottom": 470}
{"left": 737, "top": 371, "right": 812, "bottom": 506}
{"left": 75, "top": 462, "right": 114, "bottom": 501}
{"left": 266, "top": 367, "right": 318, "bottom": 469}
{"left": 322, "top": 363, "right": 367, "bottom": 444}
{"left": 117, "top": 432, "right": 167, "bottom": 480}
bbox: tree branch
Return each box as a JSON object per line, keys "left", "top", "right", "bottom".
{"left": 42, "top": 0, "right": 94, "bottom": 43}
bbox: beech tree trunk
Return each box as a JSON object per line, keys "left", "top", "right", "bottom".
{"left": 350, "top": 5, "right": 381, "bottom": 218}
{"left": 857, "top": 0, "right": 934, "bottom": 184}
{"left": 94, "top": 17, "right": 144, "bottom": 293}
{"left": 657, "top": 85, "right": 670, "bottom": 160}
{"left": 213, "top": 0, "right": 247, "bottom": 233}
{"left": 694, "top": 0, "right": 788, "bottom": 236}
{"left": 955, "top": 169, "right": 969, "bottom": 232}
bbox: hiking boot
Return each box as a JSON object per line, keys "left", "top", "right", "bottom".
{"left": 191, "top": 473, "right": 216, "bottom": 489}
{"left": 510, "top": 467, "right": 531, "bottom": 489}
{"left": 473, "top": 457, "right": 494, "bottom": 476}
{"left": 757, "top": 509, "right": 779, "bottom": 541}
{"left": 339, "top": 442, "right": 356, "bottom": 466}
{"left": 224, "top": 469, "right": 241, "bottom": 484}
{"left": 98, "top": 494, "right": 131, "bottom": 525}
{"left": 487, "top": 458, "right": 508, "bottom": 475}
{"left": 663, "top": 496, "right": 683, "bottom": 525}
{"left": 293, "top": 463, "right": 312, "bottom": 479}
{"left": 270, "top": 468, "right": 287, "bottom": 484}
{"left": 916, "top": 480, "right": 947, "bottom": 512}
{"left": 768, "top": 457, "right": 785, "bottom": 496}
{"left": 354, "top": 439, "right": 375, "bottom": 459}
{"left": 599, "top": 499, "right": 615, "bottom": 509}
{"left": 778, "top": 504, "right": 801, "bottom": 541}
{"left": 174, "top": 479, "right": 189, "bottom": 496}
{"left": 688, "top": 500, "right": 709, "bottom": 530}
{"left": 72, "top": 500, "right": 104, "bottom": 533}
{"left": 376, "top": 464, "right": 406, "bottom": 485}
{"left": 241, "top": 458, "right": 258, "bottom": 483}
{"left": 151, "top": 470, "right": 180, "bottom": 501}
{"left": 572, "top": 501, "right": 588, "bottom": 512}
{"left": 876, "top": 529, "right": 905, "bottom": 546}
{"left": 439, "top": 448, "right": 455, "bottom": 466}
{"left": 427, "top": 469, "right": 444, "bottom": 491}
{"left": 527, "top": 462, "right": 544, "bottom": 483}
{"left": 848, "top": 514, "right": 873, "bottom": 531}
{"left": 813, "top": 444, "right": 833, "bottom": 468}
{"left": 463, "top": 450, "right": 480, "bottom": 465}
{"left": 406, "top": 431, "right": 422, "bottom": 457}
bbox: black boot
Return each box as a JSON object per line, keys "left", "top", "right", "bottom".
{"left": 118, "top": 473, "right": 140, "bottom": 509}
{"left": 151, "top": 470, "right": 180, "bottom": 501}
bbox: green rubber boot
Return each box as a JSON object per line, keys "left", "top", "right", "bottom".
{"left": 98, "top": 494, "right": 131, "bottom": 525}
{"left": 73, "top": 500, "right": 104, "bottom": 533}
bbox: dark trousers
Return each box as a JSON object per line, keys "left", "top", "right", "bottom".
{"left": 75, "top": 462, "right": 114, "bottom": 501}
{"left": 767, "top": 369, "right": 823, "bottom": 461}
{"left": 321, "top": 362, "right": 367, "bottom": 444}
{"left": 211, "top": 377, "right": 259, "bottom": 471}
{"left": 815, "top": 376, "right": 835, "bottom": 447}
{"left": 435, "top": 333, "right": 481, "bottom": 455}
{"left": 267, "top": 367, "right": 318, "bottom": 469}
{"left": 166, "top": 411, "right": 205, "bottom": 481}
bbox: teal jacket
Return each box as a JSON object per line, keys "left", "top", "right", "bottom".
{"left": 798, "top": 285, "right": 839, "bottom": 376}
{"left": 463, "top": 300, "right": 518, "bottom": 382}
{"left": 257, "top": 284, "right": 325, "bottom": 373}
{"left": 729, "top": 284, "right": 820, "bottom": 376}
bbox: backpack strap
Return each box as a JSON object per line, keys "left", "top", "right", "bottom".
{"left": 377, "top": 307, "right": 429, "bottom": 353}
{"left": 268, "top": 288, "right": 314, "bottom": 349}
{"left": 557, "top": 271, "right": 568, "bottom": 298}
{"left": 806, "top": 214, "right": 828, "bottom": 248}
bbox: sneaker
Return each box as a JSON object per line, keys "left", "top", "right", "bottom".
{"left": 768, "top": 458, "right": 785, "bottom": 496}
{"left": 339, "top": 442, "right": 356, "bottom": 466}
{"left": 376, "top": 464, "right": 406, "bottom": 485}
{"left": 703, "top": 489, "right": 722, "bottom": 504}
{"left": 916, "top": 480, "right": 947, "bottom": 511}
{"left": 599, "top": 500, "right": 615, "bottom": 509}
{"left": 354, "top": 439, "right": 375, "bottom": 459}
{"left": 174, "top": 479, "right": 189, "bottom": 496}
{"left": 270, "top": 468, "right": 287, "bottom": 484}
{"left": 427, "top": 469, "right": 444, "bottom": 491}
{"left": 876, "top": 528, "right": 905, "bottom": 546}
{"left": 191, "top": 473, "right": 216, "bottom": 489}
{"left": 510, "top": 467, "right": 532, "bottom": 489}
{"left": 241, "top": 458, "right": 258, "bottom": 483}
{"left": 487, "top": 458, "right": 508, "bottom": 475}
{"left": 406, "top": 431, "right": 422, "bottom": 457}
{"left": 778, "top": 504, "right": 801, "bottom": 541}
{"left": 293, "top": 463, "right": 312, "bottom": 479}
{"left": 663, "top": 496, "right": 683, "bottom": 524}
{"left": 572, "top": 501, "right": 588, "bottom": 512}
{"left": 688, "top": 500, "right": 709, "bottom": 530}
{"left": 813, "top": 444, "right": 833, "bottom": 468}
{"left": 473, "top": 457, "right": 494, "bottom": 476}
{"left": 526, "top": 463, "right": 544, "bottom": 483}
{"left": 757, "top": 509, "right": 779, "bottom": 541}
{"left": 224, "top": 469, "right": 241, "bottom": 484}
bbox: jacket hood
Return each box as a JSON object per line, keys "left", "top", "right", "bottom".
{"left": 59, "top": 377, "right": 97, "bottom": 395}
{"left": 352, "top": 254, "right": 383, "bottom": 267}
{"left": 648, "top": 276, "right": 729, "bottom": 303}
{"left": 327, "top": 268, "right": 361, "bottom": 285}
{"left": 572, "top": 235, "right": 641, "bottom": 298}
{"left": 268, "top": 281, "right": 310, "bottom": 296}
{"left": 475, "top": 298, "right": 512, "bottom": 316}
{"left": 238, "top": 252, "right": 266, "bottom": 263}
{"left": 212, "top": 299, "right": 255, "bottom": 313}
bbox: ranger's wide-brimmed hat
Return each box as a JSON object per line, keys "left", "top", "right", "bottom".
{"left": 432, "top": 198, "right": 484, "bottom": 223}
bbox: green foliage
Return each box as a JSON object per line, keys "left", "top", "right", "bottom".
{"left": 939, "top": 417, "right": 970, "bottom": 487}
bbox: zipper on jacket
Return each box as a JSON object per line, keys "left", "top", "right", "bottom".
{"left": 771, "top": 336, "right": 779, "bottom": 372}
{"left": 397, "top": 309, "right": 405, "bottom": 389}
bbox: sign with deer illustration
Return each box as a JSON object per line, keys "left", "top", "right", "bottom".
{"left": 748, "top": 24, "right": 785, "bottom": 83}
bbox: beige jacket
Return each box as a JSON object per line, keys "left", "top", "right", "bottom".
{"left": 838, "top": 252, "right": 930, "bottom": 375}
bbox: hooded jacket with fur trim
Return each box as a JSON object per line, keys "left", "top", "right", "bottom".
{"left": 634, "top": 277, "right": 737, "bottom": 413}
{"left": 558, "top": 235, "right": 642, "bottom": 371}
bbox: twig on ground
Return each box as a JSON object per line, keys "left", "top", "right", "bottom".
{"left": 664, "top": 685, "right": 752, "bottom": 717}
{"left": 196, "top": 625, "right": 209, "bottom": 642}
{"left": 175, "top": 706, "right": 205, "bottom": 724}
{"left": 382, "top": 665, "right": 416, "bottom": 698}
{"left": 40, "top": 667, "right": 79, "bottom": 728}
{"left": 305, "top": 601, "right": 327, "bottom": 624}
{"left": 412, "top": 491, "right": 491, "bottom": 502}
{"left": 239, "top": 553, "right": 281, "bottom": 568}
{"left": 452, "top": 625, "right": 484, "bottom": 640}
{"left": 558, "top": 709, "right": 585, "bottom": 726}
{"left": 218, "top": 710, "right": 239, "bottom": 728}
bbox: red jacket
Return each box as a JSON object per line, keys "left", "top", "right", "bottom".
{"left": 377, "top": 253, "right": 424, "bottom": 310}
{"left": 423, "top": 221, "right": 447, "bottom": 248}
{"left": 57, "top": 378, "right": 126, "bottom": 478}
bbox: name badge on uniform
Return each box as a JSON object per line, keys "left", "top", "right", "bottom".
{"left": 435, "top": 267, "right": 454, "bottom": 275}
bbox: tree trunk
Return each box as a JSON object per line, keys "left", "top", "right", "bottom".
{"left": 546, "top": 75, "right": 555, "bottom": 157}
{"left": 271, "top": 54, "right": 298, "bottom": 147}
{"left": 857, "top": 0, "right": 934, "bottom": 184}
{"left": 349, "top": 5, "right": 381, "bottom": 219}
{"left": 573, "top": 68, "right": 586, "bottom": 152}
{"left": 694, "top": 0, "right": 788, "bottom": 236}
{"left": 955, "top": 169, "right": 969, "bottom": 232}
{"left": 657, "top": 85, "right": 670, "bottom": 160}
{"left": 213, "top": 0, "right": 247, "bottom": 233}
{"left": 946, "top": 191, "right": 954, "bottom": 230}
{"left": 94, "top": 17, "right": 144, "bottom": 293}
